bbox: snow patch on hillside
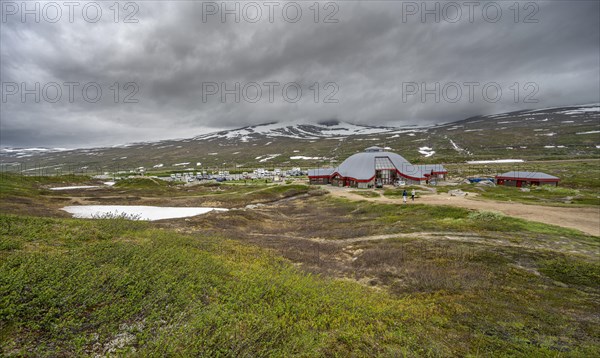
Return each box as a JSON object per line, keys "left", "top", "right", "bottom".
{"left": 558, "top": 107, "right": 599, "bottom": 115}
{"left": 50, "top": 186, "right": 99, "bottom": 191}
{"left": 1, "top": 147, "right": 68, "bottom": 153}
{"left": 418, "top": 147, "right": 435, "bottom": 157}
{"left": 467, "top": 159, "right": 524, "bottom": 164}
{"left": 258, "top": 154, "right": 281, "bottom": 162}
{"left": 290, "top": 156, "right": 324, "bottom": 160}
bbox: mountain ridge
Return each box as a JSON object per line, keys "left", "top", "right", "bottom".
{"left": 1, "top": 104, "right": 598, "bottom": 174}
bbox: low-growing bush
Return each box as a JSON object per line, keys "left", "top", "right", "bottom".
{"left": 349, "top": 190, "right": 380, "bottom": 198}
{"left": 467, "top": 210, "right": 506, "bottom": 221}
{"left": 536, "top": 185, "right": 579, "bottom": 196}
{"left": 538, "top": 257, "right": 600, "bottom": 286}
{"left": 91, "top": 212, "right": 143, "bottom": 221}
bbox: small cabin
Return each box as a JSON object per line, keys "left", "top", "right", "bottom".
{"left": 495, "top": 171, "right": 560, "bottom": 187}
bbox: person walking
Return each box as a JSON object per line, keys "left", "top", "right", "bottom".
{"left": 411, "top": 189, "right": 416, "bottom": 201}
{"left": 402, "top": 189, "right": 408, "bottom": 203}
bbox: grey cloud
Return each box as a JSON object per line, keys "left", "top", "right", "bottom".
{"left": 1, "top": 0, "right": 599, "bottom": 147}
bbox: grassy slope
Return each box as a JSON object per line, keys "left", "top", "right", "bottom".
{"left": 445, "top": 160, "right": 600, "bottom": 189}
{"left": 0, "top": 174, "right": 94, "bottom": 198}
{"left": 0, "top": 174, "right": 315, "bottom": 214}
{"left": 1, "top": 211, "right": 599, "bottom": 356}
{"left": 1, "top": 173, "right": 599, "bottom": 355}
{"left": 0, "top": 215, "right": 456, "bottom": 356}
{"left": 442, "top": 160, "right": 600, "bottom": 206}
{"left": 438, "top": 184, "right": 600, "bottom": 207}
{"left": 322, "top": 197, "right": 594, "bottom": 237}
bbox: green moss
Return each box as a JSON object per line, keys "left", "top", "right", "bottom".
{"left": 349, "top": 190, "right": 381, "bottom": 198}
{"left": 0, "top": 173, "right": 92, "bottom": 197}
{"left": 538, "top": 257, "right": 600, "bottom": 286}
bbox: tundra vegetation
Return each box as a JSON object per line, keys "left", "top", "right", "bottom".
{"left": 1, "top": 171, "right": 599, "bottom": 356}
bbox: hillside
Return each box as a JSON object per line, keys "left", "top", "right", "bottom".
{"left": 1, "top": 104, "right": 598, "bottom": 175}
{"left": 1, "top": 174, "right": 599, "bottom": 356}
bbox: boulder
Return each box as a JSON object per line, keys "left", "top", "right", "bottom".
{"left": 245, "top": 203, "right": 265, "bottom": 209}
{"left": 449, "top": 189, "right": 467, "bottom": 197}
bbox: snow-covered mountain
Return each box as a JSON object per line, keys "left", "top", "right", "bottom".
{"left": 1, "top": 104, "right": 598, "bottom": 173}
{"left": 193, "top": 120, "right": 424, "bottom": 142}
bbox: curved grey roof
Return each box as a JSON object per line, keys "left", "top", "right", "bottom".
{"left": 308, "top": 168, "right": 335, "bottom": 177}
{"left": 496, "top": 171, "right": 559, "bottom": 180}
{"left": 364, "top": 146, "right": 384, "bottom": 152}
{"left": 308, "top": 148, "right": 448, "bottom": 181}
{"left": 334, "top": 151, "right": 425, "bottom": 180}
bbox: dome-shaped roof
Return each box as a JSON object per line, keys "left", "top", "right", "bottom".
{"left": 334, "top": 149, "right": 424, "bottom": 180}
{"left": 364, "top": 146, "right": 384, "bottom": 152}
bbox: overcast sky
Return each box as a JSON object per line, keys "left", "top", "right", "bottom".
{"left": 1, "top": 0, "right": 599, "bottom": 148}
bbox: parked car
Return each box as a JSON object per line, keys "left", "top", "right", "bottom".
{"left": 394, "top": 180, "right": 406, "bottom": 186}
{"left": 375, "top": 180, "right": 383, "bottom": 188}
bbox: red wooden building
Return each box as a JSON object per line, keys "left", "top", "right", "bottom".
{"left": 308, "top": 147, "right": 447, "bottom": 188}
{"left": 495, "top": 171, "right": 560, "bottom": 187}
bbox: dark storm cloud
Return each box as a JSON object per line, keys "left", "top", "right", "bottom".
{"left": 1, "top": 0, "right": 599, "bottom": 147}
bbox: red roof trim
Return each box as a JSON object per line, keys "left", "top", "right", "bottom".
{"left": 314, "top": 168, "right": 437, "bottom": 182}
{"left": 331, "top": 172, "right": 426, "bottom": 182}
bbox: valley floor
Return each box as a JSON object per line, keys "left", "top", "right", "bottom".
{"left": 1, "top": 174, "right": 599, "bottom": 356}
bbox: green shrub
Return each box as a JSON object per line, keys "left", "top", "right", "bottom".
{"left": 536, "top": 185, "right": 579, "bottom": 196}
{"left": 467, "top": 210, "right": 506, "bottom": 221}
{"left": 538, "top": 258, "right": 600, "bottom": 286}
{"left": 349, "top": 190, "right": 380, "bottom": 198}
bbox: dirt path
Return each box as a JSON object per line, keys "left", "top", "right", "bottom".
{"left": 326, "top": 187, "right": 600, "bottom": 236}
{"left": 309, "top": 232, "right": 482, "bottom": 244}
